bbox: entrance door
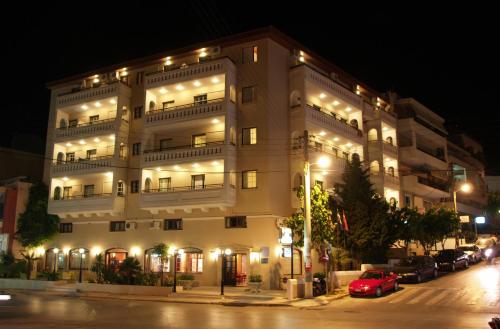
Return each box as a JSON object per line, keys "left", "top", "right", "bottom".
{"left": 224, "top": 254, "right": 237, "bottom": 286}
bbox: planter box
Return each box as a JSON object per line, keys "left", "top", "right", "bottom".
{"left": 248, "top": 281, "right": 262, "bottom": 293}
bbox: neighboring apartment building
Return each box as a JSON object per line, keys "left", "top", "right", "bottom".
{"left": 394, "top": 97, "right": 451, "bottom": 211}
{"left": 42, "top": 27, "right": 400, "bottom": 288}
{"left": 0, "top": 177, "right": 32, "bottom": 256}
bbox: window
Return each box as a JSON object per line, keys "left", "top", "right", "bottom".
{"left": 177, "top": 253, "right": 203, "bottom": 273}
{"left": 225, "top": 216, "right": 247, "bottom": 228}
{"left": 145, "top": 249, "right": 170, "bottom": 273}
{"left": 133, "top": 106, "right": 143, "bottom": 119}
{"left": 89, "top": 115, "right": 99, "bottom": 123}
{"left": 242, "top": 128, "right": 257, "bottom": 145}
{"left": 162, "top": 100, "right": 174, "bottom": 109}
{"left": 69, "top": 119, "right": 78, "bottom": 127}
{"left": 314, "top": 180, "right": 324, "bottom": 190}
{"left": 131, "top": 180, "right": 139, "bottom": 193}
{"left": 242, "top": 46, "right": 258, "bottom": 63}
{"left": 60, "top": 223, "right": 73, "bottom": 233}
{"left": 110, "top": 221, "right": 126, "bottom": 232}
{"left": 315, "top": 142, "right": 323, "bottom": 151}
{"left": 159, "top": 177, "right": 171, "bottom": 191}
{"left": 191, "top": 174, "right": 205, "bottom": 190}
{"left": 242, "top": 86, "right": 255, "bottom": 103}
{"left": 164, "top": 219, "right": 183, "bottom": 230}
{"left": 69, "top": 249, "right": 89, "bottom": 270}
{"left": 117, "top": 181, "right": 125, "bottom": 196}
{"left": 135, "top": 71, "right": 144, "bottom": 85}
{"left": 194, "top": 94, "right": 208, "bottom": 105}
{"left": 144, "top": 178, "right": 151, "bottom": 192}
{"left": 132, "top": 143, "right": 141, "bottom": 155}
{"left": 53, "top": 187, "right": 61, "bottom": 200}
{"left": 66, "top": 152, "right": 75, "bottom": 162}
{"left": 84, "top": 185, "right": 94, "bottom": 197}
{"left": 63, "top": 187, "right": 71, "bottom": 199}
{"left": 192, "top": 134, "right": 206, "bottom": 148}
{"left": 86, "top": 149, "right": 97, "bottom": 160}
{"left": 242, "top": 170, "right": 257, "bottom": 189}
{"left": 160, "top": 138, "right": 172, "bottom": 151}
{"left": 56, "top": 152, "right": 64, "bottom": 164}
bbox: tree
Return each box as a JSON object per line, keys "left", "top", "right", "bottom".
{"left": 16, "top": 182, "right": 59, "bottom": 248}
{"left": 338, "top": 156, "right": 400, "bottom": 264}
{"left": 284, "top": 184, "right": 335, "bottom": 274}
{"left": 91, "top": 253, "right": 105, "bottom": 283}
{"left": 152, "top": 243, "right": 169, "bottom": 286}
{"left": 411, "top": 208, "right": 460, "bottom": 254}
{"left": 118, "top": 257, "right": 142, "bottom": 285}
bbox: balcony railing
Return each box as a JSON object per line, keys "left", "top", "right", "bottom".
{"left": 143, "top": 141, "right": 226, "bottom": 163}
{"left": 56, "top": 80, "right": 130, "bottom": 107}
{"left": 305, "top": 104, "right": 363, "bottom": 138}
{"left": 416, "top": 145, "right": 446, "bottom": 162}
{"left": 53, "top": 193, "right": 113, "bottom": 201}
{"left": 142, "top": 184, "right": 224, "bottom": 193}
{"left": 417, "top": 176, "right": 449, "bottom": 192}
{"left": 52, "top": 156, "right": 116, "bottom": 174}
{"left": 55, "top": 118, "right": 118, "bottom": 139}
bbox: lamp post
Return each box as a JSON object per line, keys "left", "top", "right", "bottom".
{"left": 302, "top": 130, "right": 331, "bottom": 299}
{"left": 453, "top": 182, "right": 472, "bottom": 247}
{"left": 221, "top": 248, "right": 232, "bottom": 296}
{"left": 52, "top": 248, "right": 59, "bottom": 279}
{"left": 78, "top": 248, "right": 85, "bottom": 283}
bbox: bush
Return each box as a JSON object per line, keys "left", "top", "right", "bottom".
{"left": 313, "top": 272, "right": 326, "bottom": 280}
{"left": 37, "top": 271, "right": 61, "bottom": 281}
{"left": 249, "top": 274, "right": 262, "bottom": 282}
{"left": 0, "top": 260, "right": 28, "bottom": 278}
{"left": 141, "top": 272, "right": 160, "bottom": 286}
{"left": 178, "top": 274, "right": 195, "bottom": 280}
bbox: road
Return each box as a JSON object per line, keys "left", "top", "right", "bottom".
{"left": 1, "top": 261, "right": 498, "bottom": 329}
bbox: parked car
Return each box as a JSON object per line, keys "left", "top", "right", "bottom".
{"left": 476, "top": 237, "right": 498, "bottom": 259}
{"left": 393, "top": 255, "right": 438, "bottom": 283}
{"left": 434, "top": 249, "right": 469, "bottom": 272}
{"left": 349, "top": 270, "right": 399, "bottom": 297}
{"left": 458, "top": 244, "right": 482, "bottom": 263}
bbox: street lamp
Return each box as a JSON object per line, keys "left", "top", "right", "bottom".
{"left": 221, "top": 248, "right": 232, "bottom": 296}
{"left": 52, "top": 248, "right": 59, "bottom": 280}
{"left": 303, "top": 136, "right": 331, "bottom": 299}
{"left": 78, "top": 248, "right": 85, "bottom": 283}
{"left": 453, "top": 182, "right": 472, "bottom": 247}
{"left": 172, "top": 248, "right": 184, "bottom": 293}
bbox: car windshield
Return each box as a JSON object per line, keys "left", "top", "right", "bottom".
{"left": 458, "top": 246, "right": 475, "bottom": 251}
{"left": 397, "top": 257, "right": 423, "bottom": 266}
{"left": 360, "top": 272, "right": 382, "bottom": 279}
{"left": 437, "top": 250, "right": 454, "bottom": 257}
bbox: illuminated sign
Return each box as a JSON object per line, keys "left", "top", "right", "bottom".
{"left": 475, "top": 216, "right": 486, "bottom": 224}
{"left": 279, "top": 227, "right": 293, "bottom": 245}
{"left": 459, "top": 215, "right": 470, "bottom": 223}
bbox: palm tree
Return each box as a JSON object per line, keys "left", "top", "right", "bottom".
{"left": 20, "top": 250, "right": 40, "bottom": 280}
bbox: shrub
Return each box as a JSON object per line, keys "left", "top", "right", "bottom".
{"left": 178, "top": 274, "right": 195, "bottom": 281}
{"left": 249, "top": 274, "right": 262, "bottom": 282}
{"left": 0, "top": 260, "right": 28, "bottom": 278}
{"left": 142, "top": 272, "right": 160, "bottom": 286}
{"left": 37, "top": 271, "right": 61, "bottom": 281}
{"left": 313, "top": 272, "right": 326, "bottom": 280}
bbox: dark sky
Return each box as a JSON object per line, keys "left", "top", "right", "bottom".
{"left": 1, "top": 3, "right": 498, "bottom": 173}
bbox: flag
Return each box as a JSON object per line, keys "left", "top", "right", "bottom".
{"left": 336, "top": 213, "right": 343, "bottom": 231}
{"left": 342, "top": 210, "right": 349, "bottom": 232}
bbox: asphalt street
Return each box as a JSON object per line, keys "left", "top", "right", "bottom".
{"left": 1, "top": 260, "right": 498, "bottom": 329}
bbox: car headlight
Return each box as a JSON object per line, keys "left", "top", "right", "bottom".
{"left": 0, "top": 294, "right": 11, "bottom": 301}
{"left": 485, "top": 248, "right": 493, "bottom": 257}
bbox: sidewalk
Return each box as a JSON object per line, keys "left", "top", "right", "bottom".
{"left": 14, "top": 285, "right": 349, "bottom": 308}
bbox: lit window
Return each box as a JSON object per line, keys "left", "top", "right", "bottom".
{"left": 242, "top": 127, "right": 257, "bottom": 145}
{"left": 242, "top": 46, "right": 258, "bottom": 63}
{"left": 242, "top": 170, "right": 257, "bottom": 189}
{"left": 176, "top": 253, "right": 203, "bottom": 273}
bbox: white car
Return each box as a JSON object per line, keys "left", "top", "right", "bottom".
{"left": 458, "top": 244, "right": 482, "bottom": 263}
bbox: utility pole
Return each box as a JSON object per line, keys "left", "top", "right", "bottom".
{"left": 303, "top": 130, "right": 313, "bottom": 298}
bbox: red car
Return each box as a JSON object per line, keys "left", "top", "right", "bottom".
{"left": 349, "top": 270, "right": 399, "bottom": 297}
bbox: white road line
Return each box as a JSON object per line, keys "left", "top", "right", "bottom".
{"left": 387, "top": 288, "right": 421, "bottom": 304}
{"left": 424, "top": 289, "right": 450, "bottom": 305}
{"left": 406, "top": 289, "right": 435, "bottom": 304}
{"left": 466, "top": 291, "right": 485, "bottom": 305}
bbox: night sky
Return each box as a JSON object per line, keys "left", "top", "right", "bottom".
{"left": 1, "top": 3, "right": 498, "bottom": 173}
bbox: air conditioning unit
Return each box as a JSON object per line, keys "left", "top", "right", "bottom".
{"left": 125, "top": 222, "right": 137, "bottom": 231}
{"left": 149, "top": 221, "right": 161, "bottom": 230}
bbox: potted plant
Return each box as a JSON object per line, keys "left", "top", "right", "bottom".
{"left": 178, "top": 274, "right": 195, "bottom": 290}
{"left": 248, "top": 274, "right": 262, "bottom": 293}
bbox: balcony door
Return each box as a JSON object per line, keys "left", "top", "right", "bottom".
{"left": 192, "top": 134, "right": 206, "bottom": 148}
{"left": 63, "top": 187, "right": 71, "bottom": 199}
{"left": 86, "top": 149, "right": 97, "bottom": 160}
{"left": 159, "top": 138, "right": 172, "bottom": 151}
{"left": 223, "top": 254, "right": 237, "bottom": 286}
{"left": 191, "top": 174, "right": 205, "bottom": 190}
{"left": 159, "top": 177, "right": 171, "bottom": 192}
{"left": 84, "top": 185, "right": 94, "bottom": 198}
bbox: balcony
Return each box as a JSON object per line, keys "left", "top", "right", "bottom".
{"left": 142, "top": 142, "right": 234, "bottom": 167}
{"left": 145, "top": 97, "right": 231, "bottom": 127}
{"left": 368, "top": 140, "right": 398, "bottom": 156}
{"left": 399, "top": 143, "right": 447, "bottom": 170}
{"left": 48, "top": 193, "right": 124, "bottom": 217}
{"left": 402, "top": 175, "right": 450, "bottom": 199}
{"left": 145, "top": 57, "right": 235, "bottom": 89}
{"left": 51, "top": 156, "right": 125, "bottom": 176}
{"left": 55, "top": 118, "right": 119, "bottom": 140}
{"left": 57, "top": 81, "right": 130, "bottom": 108}
{"left": 301, "top": 104, "right": 363, "bottom": 142}
{"left": 140, "top": 183, "right": 235, "bottom": 214}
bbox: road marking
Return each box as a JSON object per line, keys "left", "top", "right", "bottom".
{"left": 466, "top": 291, "right": 485, "bottom": 305}
{"left": 424, "top": 289, "right": 450, "bottom": 305}
{"left": 387, "top": 288, "right": 421, "bottom": 304}
{"left": 406, "top": 289, "right": 435, "bottom": 304}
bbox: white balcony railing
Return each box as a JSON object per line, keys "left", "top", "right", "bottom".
{"left": 48, "top": 194, "right": 124, "bottom": 217}
{"left": 55, "top": 118, "right": 117, "bottom": 139}
{"left": 51, "top": 156, "right": 118, "bottom": 175}
{"left": 142, "top": 142, "right": 230, "bottom": 165}
{"left": 304, "top": 104, "right": 363, "bottom": 140}
{"left": 145, "top": 98, "right": 225, "bottom": 126}
{"left": 56, "top": 81, "right": 130, "bottom": 108}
